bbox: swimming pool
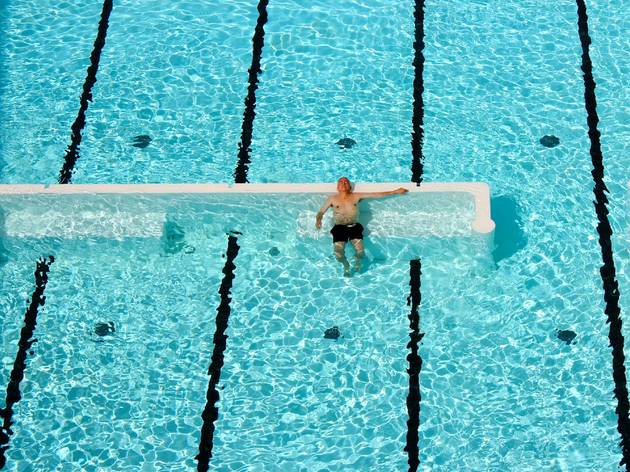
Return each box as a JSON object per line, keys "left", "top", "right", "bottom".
{"left": 0, "top": 0, "right": 628, "bottom": 470}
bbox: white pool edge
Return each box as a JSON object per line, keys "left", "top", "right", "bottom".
{"left": 0, "top": 182, "right": 496, "bottom": 235}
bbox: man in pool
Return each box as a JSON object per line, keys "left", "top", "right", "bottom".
{"left": 315, "top": 177, "right": 408, "bottom": 276}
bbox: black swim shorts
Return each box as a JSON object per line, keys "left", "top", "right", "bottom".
{"left": 330, "top": 223, "right": 364, "bottom": 243}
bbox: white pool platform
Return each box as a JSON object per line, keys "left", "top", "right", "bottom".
{"left": 0, "top": 182, "right": 495, "bottom": 238}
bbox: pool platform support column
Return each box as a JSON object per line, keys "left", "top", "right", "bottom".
{"left": 575, "top": 0, "right": 630, "bottom": 468}
{"left": 0, "top": 256, "right": 54, "bottom": 470}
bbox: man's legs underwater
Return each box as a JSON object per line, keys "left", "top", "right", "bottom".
{"left": 350, "top": 239, "right": 365, "bottom": 273}
{"left": 334, "top": 241, "right": 351, "bottom": 276}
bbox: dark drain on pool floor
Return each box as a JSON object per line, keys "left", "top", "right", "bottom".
{"left": 132, "top": 134, "right": 152, "bottom": 148}
{"left": 556, "top": 329, "right": 576, "bottom": 345}
{"left": 94, "top": 321, "right": 115, "bottom": 337}
{"left": 539, "top": 135, "right": 560, "bottom": 148}
{"left": 324, "top": 326, "right": 341, "bottom": 340}
{"left": 336, "top": 137, "right": 356, "bottom": 149}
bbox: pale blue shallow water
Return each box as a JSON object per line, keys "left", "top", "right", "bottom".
{"left": 0, "top": 0, "right": 104, "bottom": 183}
{"left": 0, "top": 0, "right": 629, "bottom": 470}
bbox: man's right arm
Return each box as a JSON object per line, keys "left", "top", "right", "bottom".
{"left": 315, "top": 197, "right": 332, "bottom": 229}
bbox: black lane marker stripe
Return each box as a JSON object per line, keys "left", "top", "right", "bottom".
{"left": 233, "top": 0, "right": 269, "bottom": 184}
{"left": 405, "top": 259, "right": 423, "bottom": 471}
{"left": 195, "top": 234, "right": 240, "bottom": 471}
{"left": 58, "top": 0, "right": 113, "bottom": 184}
{"left": 0, "top": 256, "right": 54, "bottom": 470}
{"left": 575, "top": 1, "right": 630, "bottom": 467}
{"left": 410, "top": 0, "right": 425, "bottom": 184}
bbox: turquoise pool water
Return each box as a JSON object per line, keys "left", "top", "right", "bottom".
{"left": 0, "top": 0, "right": 629, "bottom": 470}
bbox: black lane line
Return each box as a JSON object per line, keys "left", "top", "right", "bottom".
{"left": 410, "top": 0, "right": 425, "bottom": 185}
{"left": 233, "top": 0, "right": 269, "bottom": 184}
{"left": 58, "top": 0, "right": 113, "bottom": 184}
{"left": 0, "top": 256, "right": 54, "bottom": 470}
{"left": 195, "top": 234, "right": 240, "bottom": 471}
{"left": 575, "top": 0, "right": 630, "bottom": 467}
{"left": 195, "top": 0, "right": 267, "bottom": 457}
{"left": 405, "top": 259, "right": 423, "bottom": 471}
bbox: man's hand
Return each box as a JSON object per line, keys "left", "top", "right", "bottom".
{"left": 315, "top": 214, "right": 323, "bottom": 230}
{"left": 394, "top": 187, "right": 409, "bottom": 194}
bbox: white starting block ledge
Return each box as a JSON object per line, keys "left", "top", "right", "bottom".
{"left": 0, "top": 182, "right": 495, "bottom": 245}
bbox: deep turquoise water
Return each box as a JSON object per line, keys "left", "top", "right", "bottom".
{"left": 0, "top": 0, "right": 629, "bottom": 470}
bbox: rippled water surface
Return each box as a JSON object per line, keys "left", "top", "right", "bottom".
{"left": 1, "top": 0, "right": 629, "bottom": 470}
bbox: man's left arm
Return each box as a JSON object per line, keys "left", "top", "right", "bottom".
{"left": 355, "top": 188, "right": 409, "bottom": 200}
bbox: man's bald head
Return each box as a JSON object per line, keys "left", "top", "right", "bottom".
{"left": 337, "top": 177, "right": 352, "bottom": 193}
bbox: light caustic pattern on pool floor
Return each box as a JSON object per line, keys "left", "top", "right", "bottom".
{"left": 0, "top": 0, "right": 629, "bottom": 470}
{"left": 0, "top": 234, "right": 225, "bottom": 470}
{"left": 0, "top": 0, "right": 105, "bottom": 184}
{"left": 73, "top": 0, "right": 260, "bottom": 184}
{"left": 0, "top": 218, "right": 476, "bottom": 471}
{"left": 420, "top": 0, "right": 625, "bottom": 469}
{"left": 214, "top": 237, "right": 411, "bottom": 470}
{"left": 248, "top": 0, "right": 415, "bottom": 184}
{"left": 2, "top": 230, "right": 617, "bottom": 470}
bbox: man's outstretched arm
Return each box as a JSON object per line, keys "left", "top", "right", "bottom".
{"left": 355, "top": 188, "right": 409, "bottom": 200}
{"left": 315, "top": 196, "right": 333, "bottom": 229}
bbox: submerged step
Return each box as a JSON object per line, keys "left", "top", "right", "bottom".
{"left": 3, "top": 211, "right": 166, "bottom": 239}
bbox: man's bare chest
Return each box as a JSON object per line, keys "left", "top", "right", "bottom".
{"left": 331, "top": 197, "right": 358, "bottom": 214}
